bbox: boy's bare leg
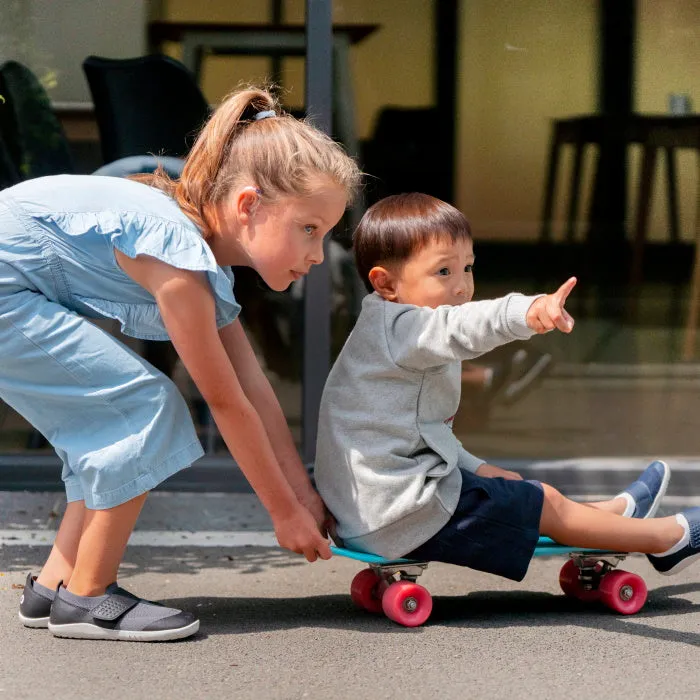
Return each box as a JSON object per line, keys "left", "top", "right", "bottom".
{"left": 579, "top": 497, "right": 627, "bottom": 514}
{"left": 36, "top": 500, "right": 86, "bottom": 591}
{"left": 65, "top": 493, "right": 148, "bottom": 597}
{"left": 539, "top": 484, "right": 683, "bottom": 554}
{"left": 480, "top": 463, "right": 629, "bottom": 515}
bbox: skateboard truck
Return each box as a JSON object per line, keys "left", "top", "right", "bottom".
{"left": 571, "top": 553, "right": 627, "bottom": 591}
{"left": 368, "top": 561, "right": 429, "bottom": 584}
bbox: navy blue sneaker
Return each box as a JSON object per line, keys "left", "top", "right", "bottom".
{"left": 615, "top": 460, "right": 670, "bottom": 519}
{"left": 18, "top": 573, "right": 55, "bottom": 628}
{"left": 647, "top": 507, "right": 700, "bottom": 575}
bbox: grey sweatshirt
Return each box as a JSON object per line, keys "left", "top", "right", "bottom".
{"left": 315, "top": 291, "right": 539, "bottom": 559}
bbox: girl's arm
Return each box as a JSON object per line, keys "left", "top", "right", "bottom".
{"left": 115, "top": 251, "right": 330, "bottom": 561}
{"left": 218, "top": 319, "right": 328, "bottom": 529}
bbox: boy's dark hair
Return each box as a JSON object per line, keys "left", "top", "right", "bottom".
{"left": 353, "top": 193, "right": 472, "bottom": 293}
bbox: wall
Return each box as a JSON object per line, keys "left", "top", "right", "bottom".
{"left": 456, "top": 0, "right": 598, "bottom": 241}
{"left": 7, "top": 0, "right": 696, "bottom": 242}
{"left": 161, "top": 0, "right": 434, "bottom": 140}
{"left": 0, "top": 0, "right": 147, "bottom": 104}
{"left": 635, "top": 0, "right": 700, "bottom": 242}
{"left": 455, "top": 0, "right": 699, "bottom": 243}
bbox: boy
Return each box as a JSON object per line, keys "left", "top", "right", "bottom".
{"left": 315, "top": 193, "right": 698, "bottom": 582}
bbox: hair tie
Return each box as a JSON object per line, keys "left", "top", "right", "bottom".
{"left": 254, "top": 110, "right": 276, "bottom": 121}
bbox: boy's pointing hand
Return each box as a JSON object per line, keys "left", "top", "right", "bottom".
{"left": 526, "top": 277, "right": 576, "bottom": 334}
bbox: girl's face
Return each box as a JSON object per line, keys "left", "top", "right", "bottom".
{"left": 232, "top": 178, "right": 347, "bottom": 291}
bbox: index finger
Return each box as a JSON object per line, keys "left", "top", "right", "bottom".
{"left": 553, "top": 277, "right": 577, "bottom": 305}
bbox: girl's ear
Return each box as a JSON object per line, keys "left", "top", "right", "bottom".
{"left": 368, "top": 265, "right": 399, "bottom": 301}
{"left": 236, "top": 186, "right": 261, "bottom": 222}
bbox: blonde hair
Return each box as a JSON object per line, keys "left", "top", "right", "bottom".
{"left": 133, "top": 87, "right": 362, "bottom": 233}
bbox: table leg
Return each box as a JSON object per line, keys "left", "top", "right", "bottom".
{"left": 630, "top": 144, "right": 657, "bottom": 291}
{"left": 682, "top": 155, "right": 700, "bottom": 360}
{"left": 540, "top": 125, "right": 561, "bottom": 243}
{"left": 665, "top": 147, "right": 680, "bottom": 243}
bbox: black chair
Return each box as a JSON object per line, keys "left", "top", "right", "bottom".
{"left": 82, "top": 54, "right": 211, "bottom": 163}
{"left": 361, "top": 107, "right": 451, "bottom": 205}
{"left": 0, "top": 60, "right": 75, "bottom": 182}
{"left": 0, "top": 131, "right": 20, "bottom": 190}
{"left": 0, "top": 71, "right": 20, "bottom": 188}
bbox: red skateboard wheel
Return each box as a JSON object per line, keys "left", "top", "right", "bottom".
{"left": 350, "top": 568, "right": 385, "bottom": 614}
{"left": 599, "top": 570, "right": 647, "bottom": 614}
{"left": 381, "top": 580, "right": 432, "bottom": 627}
{"left": 559, "top": 559, "right": 601, "bottom": 602}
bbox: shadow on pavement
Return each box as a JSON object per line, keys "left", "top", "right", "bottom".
{"left": 4, "top": 545, "right": 699, "bottom": 646}
{"left": 154, "top": 580, "right": 700, "bottom": 645}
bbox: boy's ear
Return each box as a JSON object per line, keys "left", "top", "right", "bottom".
{"left": 368, "top": 265, "right": 398, "bottom": 301}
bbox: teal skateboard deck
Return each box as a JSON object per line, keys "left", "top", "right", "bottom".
{"left": 331, "top": 537, "right": 648, "bottom": 627}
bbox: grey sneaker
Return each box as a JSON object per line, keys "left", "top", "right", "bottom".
{"left": 18, "top": 574, "right": 55, "bottom": 628}
{"left": 48, "top": 583, "right": 199, "bottom": 642}
{"left": 615, "top": 460, "right": 670, "bottom": 519}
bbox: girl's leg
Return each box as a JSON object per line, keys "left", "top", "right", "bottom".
{"left": 36, "top": 500, "right": 86, "bottom": 591}
{"left": 65, "top": 493, "right": 148, "bottom": 597}
{"left": 539, "top": 483, "right": 683, "bottom": 553}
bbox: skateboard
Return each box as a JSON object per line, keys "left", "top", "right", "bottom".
{"left": 331, "top": 538, "right": 648, "bottom": 627}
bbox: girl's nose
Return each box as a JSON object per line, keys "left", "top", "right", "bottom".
{"left": 308, "top": 241, "right": 325, "bottom": 265}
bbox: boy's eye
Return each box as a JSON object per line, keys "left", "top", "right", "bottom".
{"left": 304, "top": 224, "right": 316, "bottom": 236}
{"left": 438, "top": 267, "right": 450, "bottom": 276}
{"left": 464, "top": 265, "right": 473, "bottom": 273}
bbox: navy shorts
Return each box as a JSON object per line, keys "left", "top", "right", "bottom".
{"left": 406, "top": 469, "right": 544, "bottom": 581}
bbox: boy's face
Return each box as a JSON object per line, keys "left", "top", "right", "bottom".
{"left": 378, "top": 236, "right": 475, "bottom": 308}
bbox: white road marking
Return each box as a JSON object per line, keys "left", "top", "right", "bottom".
{"left": 0, "top": 530, "right": 278, "bottom": 547}
{"left": 3, "top": 495, "right": 700, "bottom": 547}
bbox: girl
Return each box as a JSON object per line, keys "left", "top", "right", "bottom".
{"left": 3, "top": 87, "right": 361, "bottom": 641}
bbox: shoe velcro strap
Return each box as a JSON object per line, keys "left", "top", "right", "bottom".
{"left": 91, "top": 593, "right": 139, "bottom": 621}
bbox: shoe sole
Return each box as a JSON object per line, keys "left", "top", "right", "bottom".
{"left": 642, "top": 460, "right": 671, "bottom": 519}
{"left": 48, "top": 619, "right": 199, "bottom": 641}
{"left": 18, "top": 612, "right": 50, "bottom": 628}
{"left": 654, "top": 551, "right": 700, "bottom": 576}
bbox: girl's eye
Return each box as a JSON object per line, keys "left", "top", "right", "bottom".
{"left": 438, "top": 267, "right": 450, "bottom": 276}
{"left": 464, "top": 265, "right": 473, "bottom": 273}
{"left": 304, "top": 225, "right": 316, "bottom": 236}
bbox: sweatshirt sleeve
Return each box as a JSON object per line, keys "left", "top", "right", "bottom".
{"left": 458, "top": 447, "right": 486, "bottom": 474}
{"left": 385, "top": 293, "right": 540, "bottom": 371}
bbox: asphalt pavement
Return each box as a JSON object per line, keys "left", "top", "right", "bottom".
{"left": 2, "top": 482, "right": 700, "bottom": 700}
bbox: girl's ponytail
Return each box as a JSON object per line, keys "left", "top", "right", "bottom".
{"left": 132, "top": 86, "right": 361, "bottom": 235}
{"left": 175, "top": 88, "right": 277, "bottom": 232}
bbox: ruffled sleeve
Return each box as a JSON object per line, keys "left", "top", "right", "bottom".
{"left": 73, "top": 209, "right": 241, "bottom": 340}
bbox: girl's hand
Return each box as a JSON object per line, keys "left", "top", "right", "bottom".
{"left": 476, "top": 463, "right": 523, "bottom": 480}
{"left": 297, "top": 489, "right": 331, "bottom": 537}
{"left": 272, "top": 506, "right": 332, "bottom": 562}
{"left": 526, "top": 277, "right": 576, "bottom": 334}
